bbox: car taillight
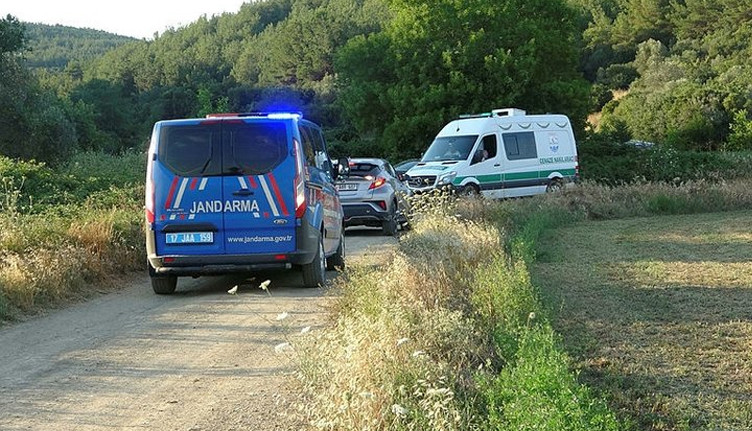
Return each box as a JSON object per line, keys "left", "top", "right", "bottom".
{"left": 369, "top": 176, "right": 387, "bottom": 190}
{"left": 293, "top": 138, "right": 307, "bottom": 218}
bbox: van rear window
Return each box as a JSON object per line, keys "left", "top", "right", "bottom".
{"left": 158, "top": 122, "right": 288, "bottom": 176}
{"left": 159, "top": 125, "right": 218, "bottom": 176}
{"left": 224, "top": 122, "right": 288, "bottom": 175}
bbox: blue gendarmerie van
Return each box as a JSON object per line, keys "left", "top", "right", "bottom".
{"left": 144, "top": 112, "right": 346, "bottom": 294}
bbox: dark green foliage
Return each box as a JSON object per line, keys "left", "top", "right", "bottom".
{"left": 337, "top": 0, "right": 590, "bottom": 160}
{"left": 0, "top": 14, "right": 25, "bottom": 56}
{"left": 4, "top": 0, "right": 752, "bottom": 169}
{"left": 579, "top": 127, "right": 752, "bottom": 184}
{"left": 590, "top": 84, "right": 613, "bottom": 112}
{"left": 23, "top": 23, "right": 135, "bottom": 70}
{"left": 595, "top": 63, "right": 637, "bottom": 90}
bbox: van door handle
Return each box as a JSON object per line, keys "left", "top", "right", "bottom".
{"left": 233, "top": 189, "right": 253, "bottom": 196}
{"left": 494, "top": 163, "right": 501, "bottom": 167}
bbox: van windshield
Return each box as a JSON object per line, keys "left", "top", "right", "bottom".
{"left": 421, "top": 135, "right": 478, "bottom": 162}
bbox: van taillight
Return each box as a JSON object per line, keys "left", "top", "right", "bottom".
{"left": 575, "top": 155, "right": 580, "bottom": 179}
{"left": 293, "top": 138, "right": 307, "bottom": 218}
{"left": 145, "top": 171, "right": 155, "bottom": 224}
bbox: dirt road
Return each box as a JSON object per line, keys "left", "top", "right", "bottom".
{"left": 0, "top": 228, "right": 396, "bottom": 431}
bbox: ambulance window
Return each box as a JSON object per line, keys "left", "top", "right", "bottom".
{"left": 503, "top": 132, "right": 537, "bottom": 160}
{"left": 159, "top": 125, "right": 219, "bottom": 176}
{"left": 482, "top": 135, "right": 497, "bottom": 158}
{"left": 225, "top": 122, "right": 287, "bottom": 175}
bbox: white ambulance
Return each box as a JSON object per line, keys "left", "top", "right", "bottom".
{"left": 405, "top": 108, "right": 579, "bottom": 198}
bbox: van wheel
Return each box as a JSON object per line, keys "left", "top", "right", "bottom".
{"left": 546, "top": 178, "right": 563, "bottom": 193}
{"left": 151, "top": 275, "right": 177, "bottom": 294}
{"left": 326, "top": 232, "right": 345, "bottom": 270}
{"left": 460, "top": 184, "right": 480, "bottom": 196}
{"left": 382, "top": 206, "right": 398, "bottom": 236}
{"left": 302, "top": 236, "right": 326, "bottom": 288}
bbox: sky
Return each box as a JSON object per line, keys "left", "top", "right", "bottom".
{"left": 3, "top": 0, "right": 250, "bottom": 39}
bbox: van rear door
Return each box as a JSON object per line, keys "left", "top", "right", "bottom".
{"left": 221, "top": 120, "right": 297, "bottom": 255}
{"left": 152, "top": 121, "right": 225, "bottom": 256}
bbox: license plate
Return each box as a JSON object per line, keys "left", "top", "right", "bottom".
{"left": 336, "top": 183, "right": 358, "bottom": 191}
{"left": 166, "top": 232, "right": 214, "bottom": 244}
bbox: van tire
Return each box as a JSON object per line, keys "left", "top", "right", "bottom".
{"left": 326, "top": 233, "right": 345, "bottom": 270}
{"left": 302, "top": 235, "right": 326, "bottom": 288}
{"left": 546, "top": 178, "right": 563, "bottom": 193}
{"left": 382, "top": 207, "right": 398, "bottom": 236}
{"left": 151, "top": 275, "right": 177, "bottom": 294}
{"left": 460, "top": 183, "right": 480, "bottom": 196}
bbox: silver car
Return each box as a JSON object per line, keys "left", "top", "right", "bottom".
{"left": 336, "top": 158, "right": 411, "bottom": 236}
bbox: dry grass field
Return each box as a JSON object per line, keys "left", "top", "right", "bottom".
{"left": 534, "top": 210, "right": 752, "bottom": 430}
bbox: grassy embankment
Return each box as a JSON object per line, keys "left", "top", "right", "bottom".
{"left": 0, "top": 152, "right": 145, "bottom": 322}
{"left": 296, "top": 179, "right": 752, "bottom": 430}
{"left": 535, "top": 210, "right": 752, "bottom": 430}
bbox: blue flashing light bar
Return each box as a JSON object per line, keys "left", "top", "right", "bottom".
{"left": 205, "top": 112, "right": 303, "bottom": 120}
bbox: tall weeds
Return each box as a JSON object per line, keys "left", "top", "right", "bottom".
{"left": 298, "top": 178, "right": 752, "bottom": 429}
{"left": 0, "top": 152, "right": 144, "bottom": 320}
{"left": 297, "top": 192, "right": 620, "bottom": 430}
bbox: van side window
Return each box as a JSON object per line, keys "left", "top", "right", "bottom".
{"left": 298, "top": 125, "right": 317, "bottom": 166}
{"left": 503, "top": 132, "right": 537, "bottom": 160}
{"left": 308, "top": 126, "right": 333, "bottom": 173}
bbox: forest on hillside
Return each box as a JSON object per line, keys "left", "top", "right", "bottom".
{"left": 1, "top": 0, "right": 751, "bottom": 166}
{"left": 23, "top": 23, "right": 135, "bottom": 70}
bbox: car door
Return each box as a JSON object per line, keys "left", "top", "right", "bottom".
{"left": 221, "top": 119, "right": 297, "bottom": 255}
{"left": 384, "top": 162, "right": 410, "bottom": 211}
{"left": 152, "top": 121, "right": 226, "bottom": 256}
{"left": 464, "top": 133, "right": 501, "bottom": 195}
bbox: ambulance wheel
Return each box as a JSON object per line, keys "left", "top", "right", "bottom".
{"left": 302, "top": 235, "right": 326, "bottom": 288}
{"left": 460, "top": 184, "right": 480, "bottom": 196}
{"left": 326, "top": 232, "right": 346, "bottom": 271}
{"left": 382, "top": 206, "right": 398, "bottom": 236}
{"left": 546, "top": 178, "right": 563, "bottom": 193}
{"left": 151, "top": 275, "right": 177, "bottom": 295}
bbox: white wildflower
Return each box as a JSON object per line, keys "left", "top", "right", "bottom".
{"left": 391, "top": 404, "right": 409, "bottom": 416}
{"left": 227, "top": 285, "right": 238, "bottom": 295}
{"left": 300, "top": 326, "right": 311, "bottom": 334}
{"left": 276, "top": 312, "right": 289, "bottom": 321}
{"left": 274, "top": 342, "right": 292, "bottom": 353}
{"left": 396, "top": 337, "right": 409, "bottom": 346}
